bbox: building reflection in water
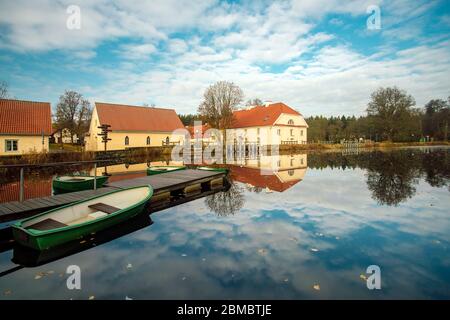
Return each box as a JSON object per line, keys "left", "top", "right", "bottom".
{"left": 227, "top": 153, "right": 308, "bottom": 192}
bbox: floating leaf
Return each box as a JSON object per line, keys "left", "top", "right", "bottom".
{"left": 310, "top": 248, "right": 319, "bottom": 252}
{"left": 126, "top": 263, "right": 133, "bottom": 269}
{"left": 181, "top": 254, "right": 187, "bottom": 257}
{"left": 89, "top": 295, "right": 95, "bottom": 300}
{"left": 257, "top": 248, "right": 267, "bottom": 256}
{"left": 47, "top": 271, "right": 54, "bottom": 275}
{"left": 34, "top": 275, "right": 42, "bottom": 280}
{"left": 283, "top": 278, "right": 289, "bottom": 283}
{"left": 313, "top": 284, "right": 320, "bottom": 291}
{"left": 79, "top": 240, "right": 87, "bottom": 244}
{"left": 360, "top": 274, "right": 367, "bottom": 280}
{"left": 125, "top": 296, "right": 133, "bottom": 300}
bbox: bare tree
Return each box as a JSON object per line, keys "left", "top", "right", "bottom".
{"left": 245, "top": 98, "right": 263, "bottom": 107}
{"left": 198, "top": 81, "right": 243, "bottom": 130}
{"left": 55, "top": 90, "right": 92, "bottom": 144}
{"left": 0, "top": 81, "right": 9, "bottom": 99}
{"left": 367, "top": 87, "right": 416, "bottom": 141}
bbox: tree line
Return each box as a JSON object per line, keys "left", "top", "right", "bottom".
{"left": 307, "top": 87, "right": 449, "bottom": 142}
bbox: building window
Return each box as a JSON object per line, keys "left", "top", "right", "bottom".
{"left": 257, "top": 137, "right": 260, "bottom": 144}
{"left": 277, "top": 129, "right": 281, "bottom": 135}
{"left": 290, "top": 158, "right": 294, "bottom": 166}
{"left": 5, "top": 140, "right": 18, "bottom": 152}
{"left": 166, "top": 136, "right": 170, "bottom": 145}
{"left": 257, "top": 128, "right": 260, "bottom": 135}
{"left": 290, "top": 129, "right": 294, "bottom": 136}
{"left": 146, "top": 136, "right": 151, "bottom": 145}
{"left": 125, "top": 136, "right": 129, "bottom": 145}
{"left": 288, "top": 119, "right": 294, "bottom": 125}
{"left": 300, "top": 130, "right": 303, "bottom": 136}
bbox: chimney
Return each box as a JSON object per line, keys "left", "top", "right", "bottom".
{"left": 264, "top": 100, "right": 272, "bottom": 107}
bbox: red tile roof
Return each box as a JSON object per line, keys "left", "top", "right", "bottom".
{"left": 95, "top": 102, "right": 184, "bottom": 132}
{"left": 230, "top": 165, "right": 301, "bottom": 192}
{"left": 231, "top": 102, "right": 302, "bottom": 128}
{"left": 0, "top": 99, "right": 52, "bottom": 135}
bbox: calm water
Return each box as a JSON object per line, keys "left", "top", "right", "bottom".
{"left": 0, "top": 147, "right": 449, "bottom": 299}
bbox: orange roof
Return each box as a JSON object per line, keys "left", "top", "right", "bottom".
{"left": 230, "top": 165, "right": 301, "bottom": 192}
{"left": 95, "top": 102, "right": 184, "bottom": 132}
{"left": 231, "top": 102, "right": 302, "bottom": 128}
{"left": 0, "top": 99, "right": 52, "bottom": 135}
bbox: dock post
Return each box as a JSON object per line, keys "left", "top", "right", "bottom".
{"left": 19, "top": 167, "right": 24, "bottom": 202}
{"left": 94, "top": 163, "right": 97, "bottom": 190}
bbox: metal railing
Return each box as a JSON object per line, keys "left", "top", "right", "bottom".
{"left": 0, "top": 159, "right": 119, "bottom": 202}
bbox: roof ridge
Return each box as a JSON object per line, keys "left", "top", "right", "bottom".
{"left": 95, "top": 102, "right": 176, "bottom": 112}
{"left": 0, "top": 98, "right": 51, "bottom": 104}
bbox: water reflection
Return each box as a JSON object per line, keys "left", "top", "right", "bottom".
{"left": 0, "top": 147, "right": 449, "bottom": 299}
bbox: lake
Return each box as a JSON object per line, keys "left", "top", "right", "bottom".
{"left": 0, "top": 147, "right": 449, "bottom": 299}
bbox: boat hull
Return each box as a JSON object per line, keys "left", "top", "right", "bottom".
{"left": 52, "top": 175, "right": 109, "bottom": 193}
{"left": 146, "top": 166, "right": 186, "bottom": 176}
{"left": 12, "top": 186, "right": 152, "bottom": 250}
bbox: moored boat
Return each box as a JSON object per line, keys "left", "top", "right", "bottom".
{"left": 52, "top": 175, "right": 109, "bottom": 193}
{"left": 146, "top": 166, "right": 186, "bottom": 175}
{"left": 12, "top": 185, "right": 153, "bottom": 250}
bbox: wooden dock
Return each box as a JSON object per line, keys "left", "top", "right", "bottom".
{"left": 0, "top": 169, "right": 227, "bottom": 223}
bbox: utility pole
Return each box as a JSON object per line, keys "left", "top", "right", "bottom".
{"left": 97, "top": 124, "right": 111, "bottom": 151}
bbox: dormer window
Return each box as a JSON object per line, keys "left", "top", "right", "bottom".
{"left": 288, "top": 119, "right": 294, "bottom": 125}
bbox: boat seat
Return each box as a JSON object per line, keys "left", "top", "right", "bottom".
{"left": 27, "top": 218, "right": 68, "bottom": 231}
{"left": 88, "top": 203, "right": 121, "bottom": 214}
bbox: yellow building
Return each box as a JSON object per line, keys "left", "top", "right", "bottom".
{"left": 0, "top": 99, "right": 51, "bottom": 156}
{"left": 85, "top": 102, "right": 186, "bottom": 151}
{"left": 226, "top": 102, "right": 308, "bottom": 146}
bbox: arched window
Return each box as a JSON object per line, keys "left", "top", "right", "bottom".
{"left": 288, "top": 169, "right": 295, "bottom": 176}
{"left": 125, "top": 136, "right": 129, "bottom": 145}
{"left": 165, "top": 136, "right": 170, "bottom": 145}
{"left": 288, "top": 119, "right": 294, "bottom": 125}
{"left": 146, "top": 136, "right": 151, "bottom": 145}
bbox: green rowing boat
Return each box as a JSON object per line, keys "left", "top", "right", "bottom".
{"left": 12, "top": 185, "right": 153, "bottom": 250}
{"left": 53, "top": 175, "right": 109, "bottom": 193}
{"left": 146, "top": 166, "right": 186, "bottom": 175}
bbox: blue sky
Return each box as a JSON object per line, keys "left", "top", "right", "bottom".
{"left": 0, "top": 0, "right": 449, "bottom": 116}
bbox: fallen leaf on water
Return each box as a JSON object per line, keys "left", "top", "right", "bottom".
{"left": 79, "top": 240, "right": 87, "bottom": 244}
{"left": 34, "top": 275, "right": 42, "bottom": 280}
{"left": 47, "top": 271, "right": 54, "bottom": 275}
{"left": 182, "top": 276, "right": 187, "bottom": 281}
{"left": 181, "top": 254, "right": 187, "bottom": 257}
{"left": 313, "top": 284, "right": 320, "bottom": 291}
{"left": 89, "top": 296, "right": 95, "bottom": 300}
{"left": 126, "top": 263, "right": 133, "bottom": 269}
{"left": 360, "top": 274, "right": 367, "bottom": 280}
{"left": 310, "top": 248, "right": 319, "bottom": 252}
{"left": 257, "top": 249, "right": 267, "bottom": 256}
{"left": 125, "top": 296, "right": 133, "bottom": 300}
{"left": 283, "top": 278, "right": 289, "bottom": 283}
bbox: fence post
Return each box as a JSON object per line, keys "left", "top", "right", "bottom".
{"left": 94, "top": 163, "right": 97, "bottom": 190}
{"left": 19, "top": 167, "right": 24, "bottom": 202}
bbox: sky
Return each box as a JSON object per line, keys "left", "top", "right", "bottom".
{"left": 0, "top": 0, "right": 449, "bottom": 117}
